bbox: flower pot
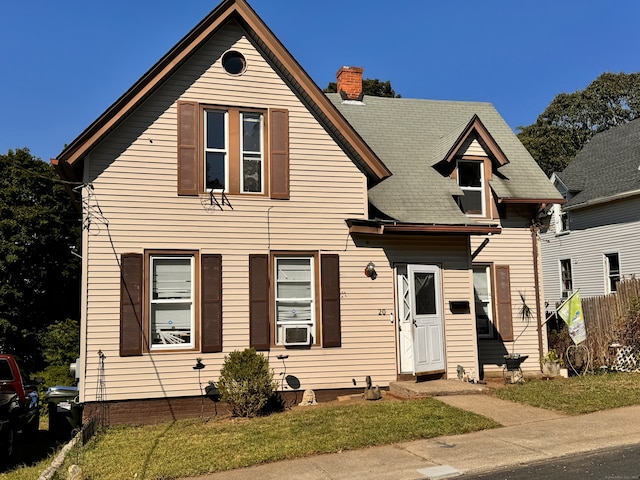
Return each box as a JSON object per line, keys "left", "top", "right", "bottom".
{"left": 542, "top": 361, "right": 561, "bottom": 377}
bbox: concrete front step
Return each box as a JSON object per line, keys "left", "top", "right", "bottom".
{"left": 389, "top": 379, "right": 487, "bottom": 399}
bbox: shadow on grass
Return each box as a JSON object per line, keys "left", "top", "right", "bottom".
{"left": 1, "top": 428, "right": 67, "bottom": 474}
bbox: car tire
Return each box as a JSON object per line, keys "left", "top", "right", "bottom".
{"left": 26, "top": 411, "right": 40, "bottom": 434}
{"left": 0, "top": 427, "right": 14, "bottom": 465}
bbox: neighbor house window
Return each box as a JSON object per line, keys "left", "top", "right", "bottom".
{"left": 274, "top": 256, "right": 315, "bottom": 346}
{"left": 604, "top": 253, "right": 620, "bottom": 293}
{"left": 553, "top": 204, "right": 569, "bottom": 234}
{"left": 473, "top": 265, "right": 493, "bottom": 338}
{"left": 560, "top": 210, "right": 569, "bottom": 232}
{"left": 150, "top": 255, "right": 195, "bottom": 349}
{"left": 560, "top": 259, "right": 573, "bottom": 299}
{"left": 457, "top": 160, "right": 484, "bottom": 216}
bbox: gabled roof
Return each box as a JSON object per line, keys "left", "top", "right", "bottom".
{"left": 328, "top": 95, "right": 563, "bottom": 225}
{"left": 52, "top": 0, "right": 390, "bottom": 183}
{"left": 434, "top": 114, "right": 509, "bottom": 167}
{"left": 556, "top": 118, "right": 640, "bottom": 210}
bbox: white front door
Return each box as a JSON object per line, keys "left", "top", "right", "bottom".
{"left": 397, "top": 265, "right": 445, "bottom": 375}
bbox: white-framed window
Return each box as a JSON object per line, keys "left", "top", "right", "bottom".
{"left": 274, "top": 256, "right": 314, "bottom": 346}
{"left": 604, "top": 253, "right": 620, "bottom": 294}
{"left": 240, "top": 112, "right": 264, "bottom": 193}
{"left": 473, "top": 265, "right": 493, "bottom": 338}
{"left": 204, "top": 109, "right": 228, "bottom": 192}
{"left": 149, "top": 255, "right": 195, "bottom": 350}
{"left": 457, "top": 160, "right": 484, "bottom": 216}
{"left": 560, "top": 259, "right": 573, "bottom": 299}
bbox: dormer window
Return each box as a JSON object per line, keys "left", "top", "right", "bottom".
{"left": 457, "top": 159, "right": 485, "bottom": 216}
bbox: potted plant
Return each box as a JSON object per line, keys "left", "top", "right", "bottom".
{"left": 541, "top": 349, "right": 562, "bottom": 377}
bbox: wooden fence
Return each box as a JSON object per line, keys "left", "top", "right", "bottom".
{"left": 580, "top": 277, "right": 640, "bottom": 369}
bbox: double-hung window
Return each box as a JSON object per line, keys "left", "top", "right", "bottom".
{"left": 604, "top": 253, "right": 620, "bottom": 293}
{"left": 178, "top": 101, "right": 288, "bottom": 199}
{"left": 203, "top": 108, "right": 264, "bottom": 194}
{"left": 204, "top": 110, "right": 228, "bottom": 191}
{"left": 457, "top": 160, "right": 484, "bottom": 216}
{"left": 150, "top": 255, "right": 195, "bottom": 350}
{"left": 248, "top": 253, "right": 340, "bottom": 351}
{"left": 119, "top": 251, "right": 224, "bottom": 356}
{"left": 274, "top": 256, "right": 315, "bottom": 346}
{"left": 240, "top": 112, "right": 264, "bottom": 193}
{"left": 473, "top": 265, "right": 493, "bottom": 338}
{"left": 560, "top": 259, "right": 573, "bottom": 299}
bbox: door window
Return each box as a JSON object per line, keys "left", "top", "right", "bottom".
{"left": 413, "top": 272, "right": 436, "bottom": 315}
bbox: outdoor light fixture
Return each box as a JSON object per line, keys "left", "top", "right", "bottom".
{"left": 364, "top": 261, "right": 377, "bottom": 280}
{"left": 193, "top": 358, "right": 205, "bottom": 370}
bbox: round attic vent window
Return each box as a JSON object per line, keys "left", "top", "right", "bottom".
{"left": 222, "top": 51, "right": 246, "bottom": 75}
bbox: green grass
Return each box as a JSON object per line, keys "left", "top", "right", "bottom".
{"left": 6, "top": 373, "right": 640, "bottom": 480}
{"left": 0, "top": 398, "right": 498, "bottom": 480}
{"left": 495, "top": 372, "right": 640, "bottom": 415}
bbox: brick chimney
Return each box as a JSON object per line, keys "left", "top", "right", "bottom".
{"left": 336, "top": 66, "right": 364, "bottom": 101}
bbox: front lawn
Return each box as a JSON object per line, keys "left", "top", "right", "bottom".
{"left": 494, "top": 372, "right": 640, "bottom": 414}
{"left": 5, "top": 373, "right": 640, "bottom": 480}
{"left": 0, "top": 397, "right": 497, "bottom": 480}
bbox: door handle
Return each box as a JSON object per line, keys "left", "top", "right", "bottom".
{"left": 412, "top": 318, "right": 417, "bottom": 327}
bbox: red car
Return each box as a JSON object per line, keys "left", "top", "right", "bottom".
{"left": 0, "top": 354, "right": 40, "bottom": 464}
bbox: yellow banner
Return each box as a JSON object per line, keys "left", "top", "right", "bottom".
{"left": 557, "top": 291, "right": 586, "bottom": 344}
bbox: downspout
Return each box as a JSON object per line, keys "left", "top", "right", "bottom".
{"left": 530, "top": 223, "right": 544, "bottom": 365}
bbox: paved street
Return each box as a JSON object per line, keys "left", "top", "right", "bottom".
{"left": 462, "top": 443, "right": 640, "bottom": 480}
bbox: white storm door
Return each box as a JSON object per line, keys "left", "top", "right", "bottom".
{"left": 408, "top": 265, "right": 445, "bottom": 374}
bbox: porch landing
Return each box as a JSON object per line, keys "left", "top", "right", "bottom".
{"left": 388, "top": 379, "right": 487, "bottom": 399}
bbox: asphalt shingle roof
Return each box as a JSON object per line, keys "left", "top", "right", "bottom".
{"left": 327, "top": 94, "right": 562, "bottom": 225}
{"left": 557, "top": 118, "right": 640, "bottom": 208}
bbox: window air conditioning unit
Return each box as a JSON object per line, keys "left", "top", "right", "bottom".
{"left": 283, "top": 325, "right": 311, "bottom": 346}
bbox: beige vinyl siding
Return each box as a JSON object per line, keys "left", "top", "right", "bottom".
{"left": 472, "top": 222, "right": 545, "bottom": 374}
{"left": 462, "top": 139, "right": 486, "bottom": 156}
{"left": 79, "top": 23, "right": 396, "bottom": 402}
{"left": 360, "top": 236, "right": 478, "bottom": 379}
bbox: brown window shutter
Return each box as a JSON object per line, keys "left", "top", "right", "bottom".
{"left": 120, "top": 253, "right": 143, "bottom": 356}
{"left": 201, "top": 254, "right": 222, "bottom": 353}
{"left": 321, "top": 254, "right": 341, "bottom": 348}
{"left": 494, "top": 265, "right": 514, "bottom": 342}
{"left": 249, "top": 254, "right": 270, "bottom": 350}
{"left": 269, "top": 109, "right": 289, "bottom": 199}
{"left": 177, "top": 101, "right": 199, "bottom": 196}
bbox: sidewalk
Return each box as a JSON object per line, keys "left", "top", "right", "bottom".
{"left": 183, "top": 392, "right": 640, "bottom": 480}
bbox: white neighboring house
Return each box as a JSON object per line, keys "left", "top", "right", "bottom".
{"left": 541, "top": 118, "right": 640, "bottom": 311}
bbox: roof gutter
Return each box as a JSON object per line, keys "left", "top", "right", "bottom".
{"left": 564, "top": 188, "right": 640, "bottom": 211}
{"left": 346, "top": 219, "right": 501, "bottom": 236}
{"left": 497, "top": 197, "right": 566, "bottom": 205}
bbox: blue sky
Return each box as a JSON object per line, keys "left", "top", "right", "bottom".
{"left": 1, "top": 0, "right": 639, "bottom": 162}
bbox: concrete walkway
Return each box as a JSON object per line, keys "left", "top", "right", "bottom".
{"left": 182, "top": 387, "right": 640, "bottom": 480}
